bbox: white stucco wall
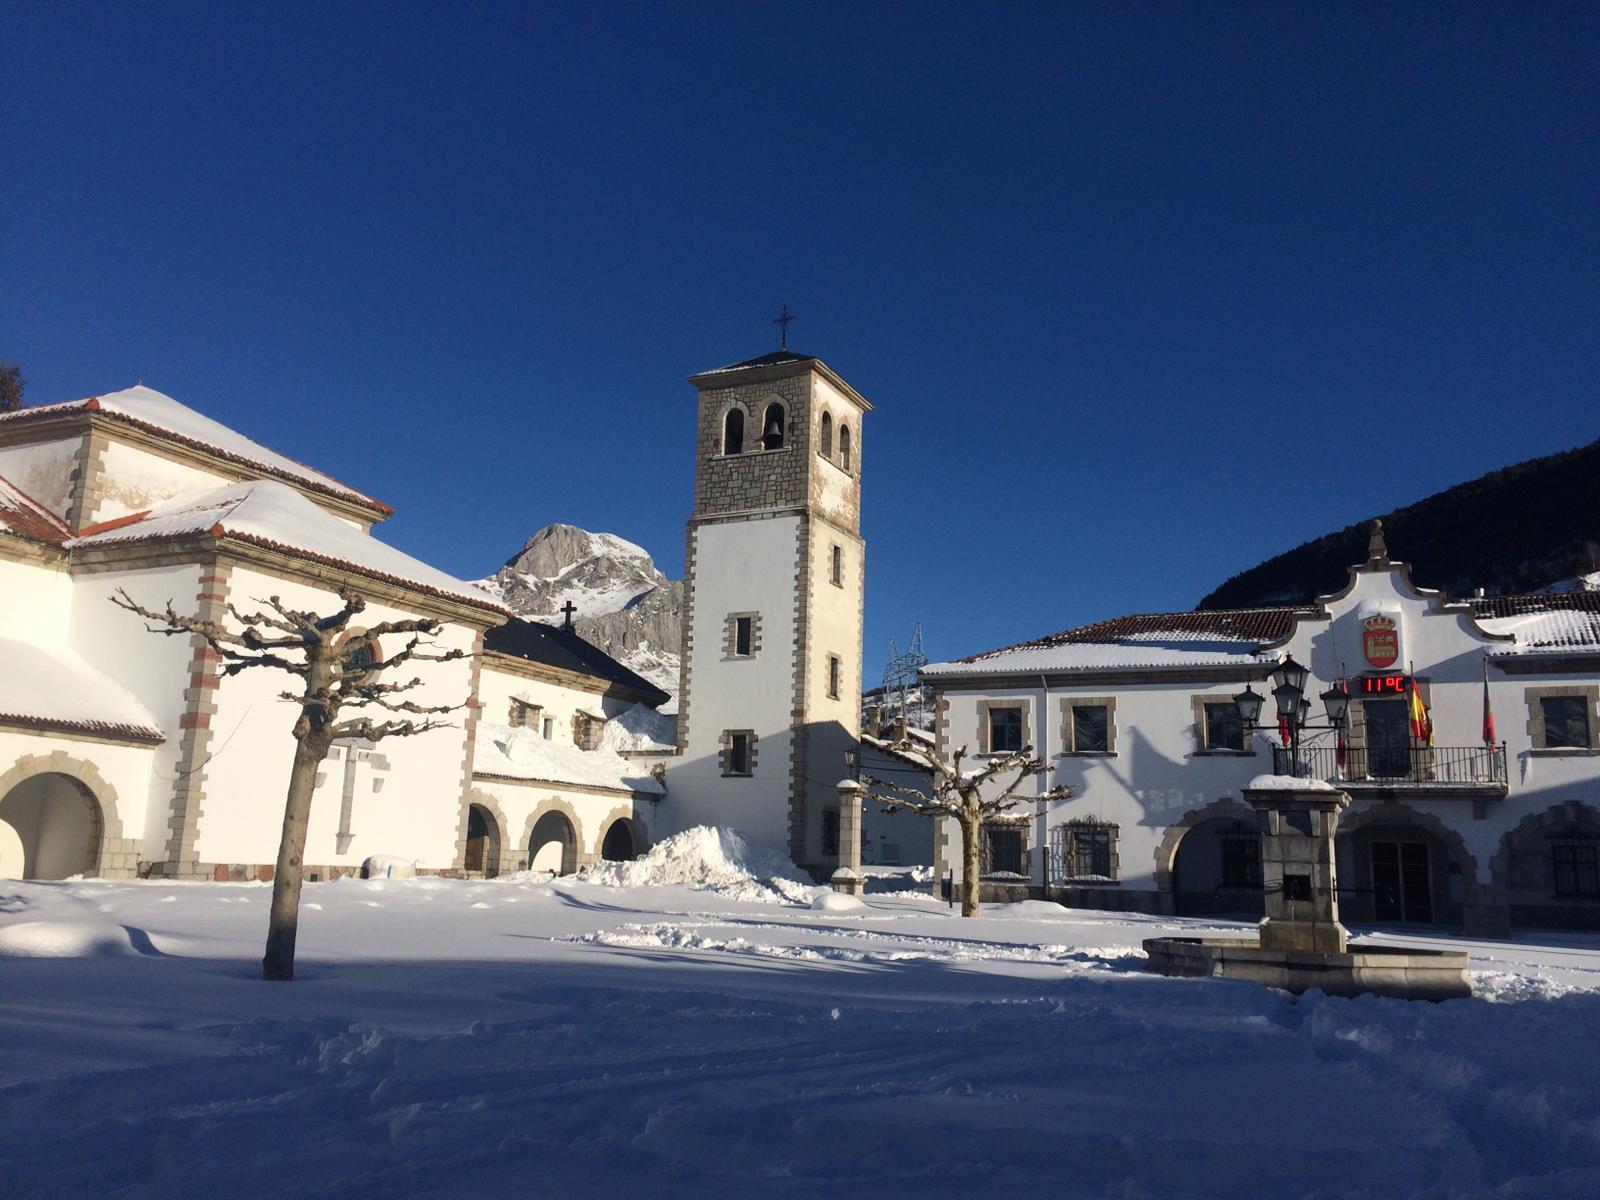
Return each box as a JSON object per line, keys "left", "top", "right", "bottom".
{"left": 0, "top": 555, "right": 72, "bottom": 643}
{"left": 476, "top": 660, "right": 628, "bottom": 748}
{"left": 190, "top": 568, "right": 479, "bottom": 871}
{"left": 667, "top": 515, "right": 802, "bottom": 852}
{"left": 0, "top": 439, "right": 79, "bottom": 520}
{"left": 92, "top": 440, "right": 233, "bottom": 524}
{"left": 67, "top": 562, "right": 203, "bottom": 854}
{"left": 799, "top": 518, "right": 864, "bottom": 862}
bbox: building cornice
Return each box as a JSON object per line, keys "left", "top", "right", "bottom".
{"left": 689, "top": 359, "right": 873, "bottom": 412}
{"left": 927, "top": 665, "right": 1261, "bottom": 692}
{"left": 470, "top": 770, "right": 657, "bottom": 801}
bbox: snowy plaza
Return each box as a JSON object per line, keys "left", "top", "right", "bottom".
{"left": 2, "top": 829, "right": 1598, "bottom": 1199}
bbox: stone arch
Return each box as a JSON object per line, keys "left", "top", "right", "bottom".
{"left": 520, "top": 796, "right": 585, "bottom": 876}
{"left": 819, "top": 410, "right": 833, "bottom": 458}
{"left": 1336, "top": 801, "right": 1479, "bottom": 926}
{"left": 838, "top": 423, "right": 852, "bottom": 473}
{"left": 456, "top": 789, "right": 512, "bottom": 878}
{"left": 596, "top": 804, "right": 648, "bottom": 863}
{"left": 1487, "top": 801, "right": 1600, "bottom": 928}
{"left": 1152, "top": 798, "right": 1258, "bottom": 895}
{"left": 0, "top": 752, "right": 128, "bottom": 879}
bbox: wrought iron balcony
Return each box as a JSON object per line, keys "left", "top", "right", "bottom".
{"left": 1270, "top": 744, "right": 1508, "bottom": 794}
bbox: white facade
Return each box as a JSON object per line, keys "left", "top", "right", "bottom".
{"left": 0, "top": 385, "right": 667, "bottom": 883}
{"left": 667, "top": 352, "right": 871, "bottom": 878}
{"left": 922, "top": 540, "right": 1600, "bottom": 934}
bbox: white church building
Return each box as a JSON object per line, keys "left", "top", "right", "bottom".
{"left": 921, "top": 526, "right": 1600, "bottom": 934}
{"left": 0, "top": 347, "right": 873, "bottom": 886}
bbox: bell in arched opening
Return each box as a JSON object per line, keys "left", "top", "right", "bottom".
{"left": 761, "top": 402, "right": 785, "bottom": 450}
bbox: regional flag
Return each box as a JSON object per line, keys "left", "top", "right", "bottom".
{"left": 1482, "top": 659, "right": 1497, "bottom": 746}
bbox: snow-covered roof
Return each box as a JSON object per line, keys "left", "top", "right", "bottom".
{"left": 1477, "top": 593, "right": 1600, "bottom": 655}
{"left": 597, "top": 702, "right": 678, "bottom": 754}
{"left": 68, "top": 479, "right": 507, "bottom": 614}
{"left": 0, "top": 475, "right": 70, "bottom": 547}
{"left": 474, "top": 722, "right": 665, "bottom": 794}
{"left": 0, "top": 639, "right": 164, "bottom": 743}
{"left": 0, "top": 386, "right": 391, "bottom": 515}
{"left": 923, "top": 609, "right": 1298, "bottom": 679}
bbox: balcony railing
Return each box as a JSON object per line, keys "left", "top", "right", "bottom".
{"left": 1271, "top": 744, "right": 1508, "bottom": 790}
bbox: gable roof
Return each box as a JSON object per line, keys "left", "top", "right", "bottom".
{"left": 0, "top": 386, "right": 392, "bottom": 517}
{"left": 68, "top": 479, "right": 507, "bottom": 615}
{"left": 0, "top": 474, "right": 70, "bottom": 547}
{"left": 924, "top": 608, "right": 1302, "bottom": 678}
{"left": 483, "top": 617, "right": 671, "bottom": 706}
{"left": 698, "top": 350, "right": 818, "bottom": 374}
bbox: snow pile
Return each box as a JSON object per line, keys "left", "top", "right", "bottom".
{"left": 576, "top": 826, "right": 814, "bottom": 903}
{"left": 0, "top": 920, "right": 139, "bottom": 957}
{"left": 361, "top": 855, "right": 417, "bottom": 880}
{"left": 1246, "top": 773, "right": 1340, "bottom": 793}
{"left": 475, "top": 722, "right": 665, "bottom": 794}
{"left": 597, "top": 702, "right": 677, "bottom": 753}
{"left": 0, "top": 639, "right": 162, "bottom": 737}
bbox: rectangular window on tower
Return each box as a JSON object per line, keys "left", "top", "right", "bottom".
{"left": 827, "top": 655, "right": 842, "bottom": 700}
{"left": 722, "top": 730, "right": 755, "bottom": 777}
{"left": 830, "top": 544, "right": 844, "bottom": 587}
{"left": 735, "top": 616, "right": 753, "bottom": 657}
{"left": 726, "top": 612, "right": 760, "bottom": 659}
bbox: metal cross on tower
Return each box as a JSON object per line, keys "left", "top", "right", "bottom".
{"left": 773, "top": 303, "right": 796, "bottom": 349}
{"left": 560, "top": 600, "right": 577, "bottom": 630}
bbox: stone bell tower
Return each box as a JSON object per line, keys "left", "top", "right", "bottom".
{"left": 668, "top": 349, "right": 871, "bottom": 878}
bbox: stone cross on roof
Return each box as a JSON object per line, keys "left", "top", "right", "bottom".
{"left": 560, "top": 600, "right": 577, "bottom": 630}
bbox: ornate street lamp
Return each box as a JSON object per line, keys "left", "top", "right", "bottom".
{"left": 1236, "top": 657, "right": 1350, "bottom": 776}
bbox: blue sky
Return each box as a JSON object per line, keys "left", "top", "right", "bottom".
{"left": 4, "top": 2, "right": 1596, "bottom": 680}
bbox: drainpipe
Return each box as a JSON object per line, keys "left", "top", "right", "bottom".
{"left": 1037, "top": 674, "right": 1051, "bottom": 895}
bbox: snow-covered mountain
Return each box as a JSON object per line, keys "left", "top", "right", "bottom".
{"left": 477, "top": 524, "right": 683, "bottom": 706}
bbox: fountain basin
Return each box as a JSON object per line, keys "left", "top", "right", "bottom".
{"left": 1143, "top": 935, "right": 1471, "bottom": 1002}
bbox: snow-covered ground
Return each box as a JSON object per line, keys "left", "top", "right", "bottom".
{"left": 3, "top": 832, "right": 1598, "bottom": 1198}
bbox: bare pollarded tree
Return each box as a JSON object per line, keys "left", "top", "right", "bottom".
{"left": 862, "top": 737, "right": 1073, "bottom": 918}
{"left": 112, "top": 586, "right": 467, "bottom": 980}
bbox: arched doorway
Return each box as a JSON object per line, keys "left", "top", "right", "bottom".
{"left": 601, "top": 819, "right": 636, "bottom": 863}
{"left": 1337, "top": 807, "right": 1469, "bottom": 927}
{"left": 1492, "top": 802, "right": 1600, "bottom": 931}
{"left": 464, "top": 803, "right": 501, "bottom": 878}
{"left": 528, "top": 810, "right": 578, "bottom": 875}
{"left": 0, "top": 772, "right": 103, "bottom": 880}
{"left": 1171, "top": 817, "right": 1264, "bottom": 918}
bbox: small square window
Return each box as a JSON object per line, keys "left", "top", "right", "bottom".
{"left": 1541, "top": 697, "right": 1591, "bottom": 750}
{"left": 1203, "top": 702, "right": 1245, "bottom": 752}
{"left": 735, "top": 616, "right": 753, "bottom": 657}
{"left": 1072, "top": 705, "right": 1109, "bottom": 753}
{"left": 988, "top": 706, "right": 1023, "bottom": 753}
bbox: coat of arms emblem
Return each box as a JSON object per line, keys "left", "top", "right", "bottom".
{"left": 1363, "top": 615, "right": 1399, "bottom": 668}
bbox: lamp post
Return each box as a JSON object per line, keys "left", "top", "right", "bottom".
{"left": 1234, "top": 656, "right": 1350, "bottom": 777}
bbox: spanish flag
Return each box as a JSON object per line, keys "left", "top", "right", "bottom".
{"left": 1409, "top": 678, "right": 1433, "bottom": 746}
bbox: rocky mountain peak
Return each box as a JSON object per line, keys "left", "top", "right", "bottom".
{"left": 480, "top": 523, "right": 684, "bottom": 705}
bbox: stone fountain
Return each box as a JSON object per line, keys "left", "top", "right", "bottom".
{"left": 1143, "top": 777, "right": 1471, "bottom": 1001}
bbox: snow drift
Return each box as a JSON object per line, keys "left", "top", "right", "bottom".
{"left": 576, "top": 826, "right": 815, "bottom": 904}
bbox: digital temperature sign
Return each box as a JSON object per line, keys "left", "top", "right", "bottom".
{"left": 1359, "top": 674, "right": 1411, "bottom": 696}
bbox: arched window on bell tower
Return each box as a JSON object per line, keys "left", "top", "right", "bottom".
{"left": 723, "top": 407, "right": 744, "bottom": 455}
{"left": 839, "top": 424, "right": 852, "bottom": 473}
{"left": 761, "top": 402, "right": 786, "bottom": 451}
{"left": 819, "top": 411, "right": 833, "bottom": 458}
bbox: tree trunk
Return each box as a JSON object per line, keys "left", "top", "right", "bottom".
{"left": 960, "top": 814, "right": 981, "bottom": 918}
{"left": 262, "top": 730, "right": 327, "bottom": 981}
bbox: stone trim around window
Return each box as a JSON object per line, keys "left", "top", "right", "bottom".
{"left": 1191, "top": 694, "right": 1252, "bottom": 756}
{"left": 1525, "top": 685, "right": 1600, "bottom": 754}
{"left": 724, "top": 611, "right": 763, "bottom": 659}
{"left": 1060, "top": 696, "right": 1117, "bottom": 756}
{"left": 719, "top": 729, "right": 758, "bottom": 777}
{"left": 975, "top": 698, "right": 1031, "bottom": 755}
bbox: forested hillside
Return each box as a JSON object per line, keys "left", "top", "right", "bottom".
{"left": 1198, "top": 439, "right": 1600, "bottom": 609}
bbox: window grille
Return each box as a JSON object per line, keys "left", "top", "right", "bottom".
{"left": 1553, "top": 839, "right": 1600, "bottom": 899}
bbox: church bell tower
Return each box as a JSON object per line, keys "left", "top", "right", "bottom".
{"left": 668, "top": 348, "right": 871, "bottom": 877}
